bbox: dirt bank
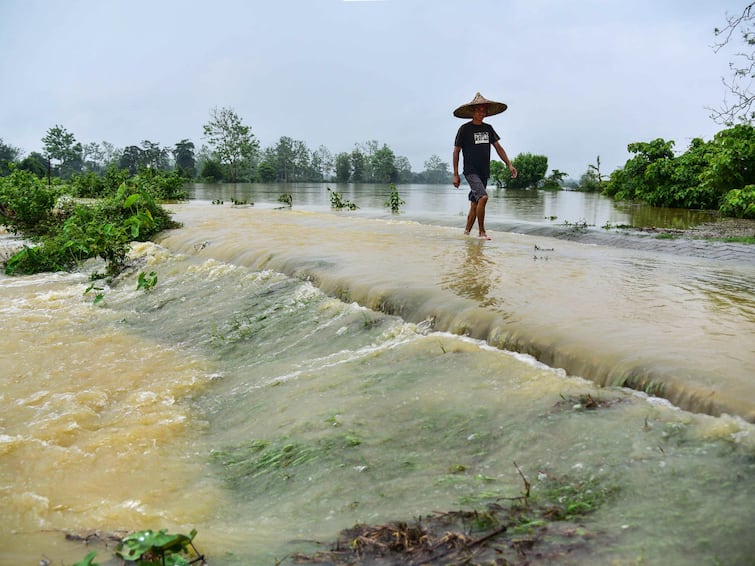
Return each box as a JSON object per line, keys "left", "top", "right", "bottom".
{"left": 635, "top": 218, "right": 755, "bottom": 240}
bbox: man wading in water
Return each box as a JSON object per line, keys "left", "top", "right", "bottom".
{"left": 452, "top": 92, "right": 517, "bottom": 240}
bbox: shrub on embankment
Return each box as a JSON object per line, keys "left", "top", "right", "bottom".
{"left": 0, "top": 165, "right": 182, "bottom": 276}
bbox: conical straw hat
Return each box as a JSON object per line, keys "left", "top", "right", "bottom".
{"left": 453, "top": 92, "right": 508, "bottom": 118}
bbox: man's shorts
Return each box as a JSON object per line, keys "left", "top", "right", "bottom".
{"left": 464, "top": 173, "right": 488, "bottom": 203}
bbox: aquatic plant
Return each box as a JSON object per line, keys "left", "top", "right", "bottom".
{"left": 279, "top": 193, "right": 293, "bottom": 207}
{"left": 137, "top": 270, "right": 158, "bottom": 291}
{"left": 70, "top": 529, "right": 204, "bottom": 566}
{"left": 327, "top": 187, "right": 359, "bottom": 210}
{"left": 384, "top": 183, "right": 405, "bottom": 214}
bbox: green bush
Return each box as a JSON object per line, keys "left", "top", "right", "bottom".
{"left": 719, "top": 184, "right": 755, "bottom": 218}
{"left": 0, "top": 166, "right": 61, "bottom": 235}
{"left": 605, "top": 125, "right": 755, "bottom": 214}
{"left": 3, "top": 174, "right": 180, "bottom": 276}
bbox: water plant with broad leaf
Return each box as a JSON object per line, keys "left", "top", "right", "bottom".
{"left": 70, "top": 528, "right": 204, "bottom": 566}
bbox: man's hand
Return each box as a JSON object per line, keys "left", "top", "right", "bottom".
{"left": 453, "top": 173, "right": 461, "bottom": 188}
{"left": 509, "top": 165, "right": 518, "bottom": 179}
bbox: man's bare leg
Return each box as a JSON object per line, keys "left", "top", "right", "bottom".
{"left": 477, "top": 195, "right": 491, "bottom": 239}
{"left": 465, "top": 202, "right": 477, "bottom": 234}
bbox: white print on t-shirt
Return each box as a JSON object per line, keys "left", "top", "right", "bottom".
{"left": 474, "top": 132, "right": 490, "bottom": 144}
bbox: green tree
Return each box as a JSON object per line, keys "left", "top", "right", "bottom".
{"left": 370, "top": 144, "right": 397, "bottom": 183}
{"left": 422, "top": 154, "right": 450, "bottom": 184}
{"left": 579, "top": 169, "right": 602, "bottom": 192}
{"left": 173, "top": 139, "right": 196, "bottom": 178}
{"left": 202, "top": 106, "right": 259, "bottom": 182}
{"left": 394, "top": 155, "right": 413, "bottom": 183}
{"left": 699, "top": 123, "right": 755, "bottom": 207}
{"left": 265, "top": 136, "right": 313, "bottom": 181}
{"left": 604, "top": 126, "right": 755, "bottom": 213}
{"left": 19, "top": 152, "right": 48, "bottom": 178}
{"left": 0, "top": 138, "right": 20, "bottom": 176}
{"left": 141, "top": 140, "right": 169, "bottom": 170}
{"left": 312, "top": 145, "right": 334, "bottom": 181}
{"left": 257, "top": 160, "right": 277, "bottom": 181}
{"left": 81, "top": 142, "right": 106, "bottom": 173}
{"left": 578, "top": 156, "right": 606, "bottom": 192}
{"left": 492, "top": 153, "right": 548, "bottom": 189}
{"left": 603, "top": 138, "right": 675, "bottom": 201}
{"left": 335, "top": 152, "right": 351, "bottom": 182}
{"left": 119, "top": 145, "right": 144, "bottom": 175}
{"left": 543, "top": 169, "right": 568, "bottom": 190}
{"left": 42, "top": 125, "right": 82, "bottom": 178}
{"left": 200, "top": 159, "right": 224, "bottom": 182}
{"left": 100, "top": 141, "right": 121, "bottom": 169}
{"left": 351, "top": 148, "right": 365, "bottom": 182}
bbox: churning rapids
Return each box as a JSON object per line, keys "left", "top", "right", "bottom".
{"left": 1, "top": 190, "right": 753, "bottom": 565}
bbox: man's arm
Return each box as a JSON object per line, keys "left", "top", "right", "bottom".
{"left": 493, "top": 141, "right": 517, "bottom": 178}
{"left": 452, "top": 146, "right": 461, "bottom": 187}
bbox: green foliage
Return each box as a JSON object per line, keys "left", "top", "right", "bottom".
{"left": 137, "top": 169, "right": 187, "bottom": 200}
{"left": 3, "top": 174, "right": 179, "bottom": 276}
{"left": 18, "top": 151, "right": 48, "bottom": 178}
{"left": 605, "top": 125, "right": 755, "bottom": 215}
{"left": 200, "top": 158, "right": 224, "bottom": 182}
{"left": 542, "top": 169, "right": 568, "bottom": 190}
{"left": 0, "top": 165, "right": 60, "bottom": 235}
{"left": 115, "top": 528, "right": 199, "bottom": 565}
{"left": 350, "top": 148, "right": 366, "bottom": 182}
{"left": 698, "top": 124, "right": 755, "bottom": 206}
{"left": 137, "top": 271, "right": 158, "bottom": 291}
{"left": 491, "top": 153, "right": 548, "bottom": 189}
{"left": 69, "top": 529, "right": 202, "bottom": 566}
{"left": 0, "top": 137, "right": 20, "bottom": 176}
{"left": 173, "top": 139, "right": 196, "bottom": 179}
{"left": 71, "top": 550, "right": 98, "bottom": 566}
{"left": 384, "top": 183, "right": 405, "bottom": 213}
{"left": 42, "top": 124, "right": 83, "bottom": 178}
{"left": 422, "top": 154, "right": 451, "bottom": 184}
{"left": 327, "top": 187, "right": 359, "bottom": 210}
{"left": 335, "top": 152, "right": 351, "bottom": 182}
{"left": 69, "top": 171, "right": 106, "bottom": 198}
{"left": 278, "top": 193, "right": 293, "bottom": 207}
{"left": 720, "top": 184, "right": 755, "bottom": 218}
{"left": 258, "top": 160, "right": 277, "bottom": 182}
{"left": 370, "top": 144, "right": 398, "bottom": 183}
{"left": 84, "top": 279, "right": 105, "bottom": 305}
{"left": 203, "top": 106, "right": 259, "bottom": 182}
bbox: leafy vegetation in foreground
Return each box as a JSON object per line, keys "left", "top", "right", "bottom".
{"left": 0, "top": 165, "right": 181, "bottom": 276}
{"left": 68, "top": 528, "right": 204, "bottom": 566}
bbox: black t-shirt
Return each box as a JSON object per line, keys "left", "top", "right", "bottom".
{"left": 454, "top": 122, "right": 500, "bottom": 180}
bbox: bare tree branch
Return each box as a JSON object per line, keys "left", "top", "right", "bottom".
{"left": 710, "top": 2, "right": 755, "bottom": 124}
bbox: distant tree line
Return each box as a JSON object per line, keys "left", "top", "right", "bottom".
{"left": 1, "top": 103, "right": 753, "bottom": 217}
{"left": 0, "top": 106, "right": 454, "bottom": 186}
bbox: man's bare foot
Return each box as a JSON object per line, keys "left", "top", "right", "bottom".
{"left": 479, "top": 232, "right": 492, "bottom": 240}
{"left": 464, "top": 230, "right": 470, "bottom": 235}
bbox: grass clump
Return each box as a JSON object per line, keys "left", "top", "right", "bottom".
{"left": 288, "top": 464, "right": 619, "bottom": 565}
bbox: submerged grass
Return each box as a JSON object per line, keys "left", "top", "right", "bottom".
{"left": 286, "top": 467, "right": 619, "bottom": 565}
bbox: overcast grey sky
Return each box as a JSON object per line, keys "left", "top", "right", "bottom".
{"left": 0, "top": 0, "right": 747, "bottom": 179}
